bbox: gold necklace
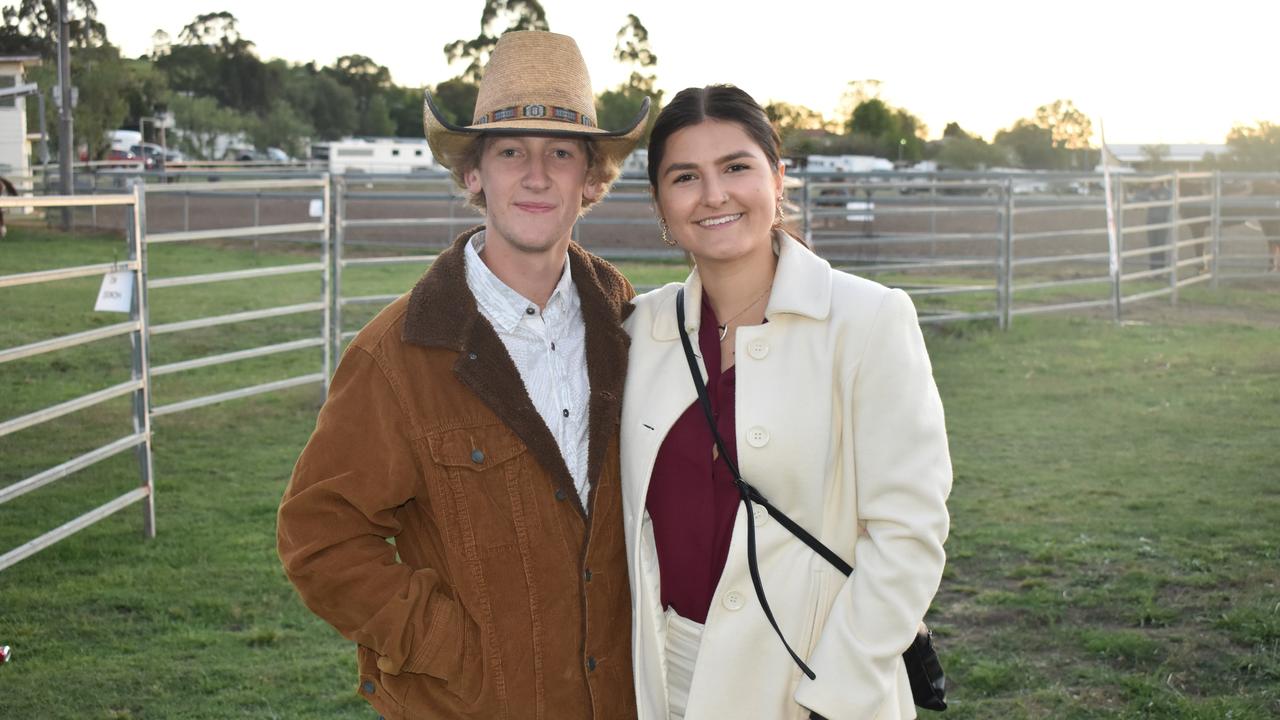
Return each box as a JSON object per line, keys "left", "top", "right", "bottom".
{"left": 715, "top": 285, "right": 772, "bottom": 341}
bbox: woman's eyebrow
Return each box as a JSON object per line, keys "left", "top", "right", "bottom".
{"left": 662, "top": 151, "right": 754, "bottom": 177}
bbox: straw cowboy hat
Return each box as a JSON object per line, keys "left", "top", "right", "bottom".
{"left": 423, "top": 31, "right": 650, "bottom": 171}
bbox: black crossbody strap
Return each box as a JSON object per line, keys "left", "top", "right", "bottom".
{"left": 676, "top": 288, "right": 821, "bottom": 679}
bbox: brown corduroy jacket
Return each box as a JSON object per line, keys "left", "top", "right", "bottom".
{"left": 278, "top": 227, "right": 637, "bottom": 720}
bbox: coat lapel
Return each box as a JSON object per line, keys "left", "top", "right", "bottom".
{"left": 402, "top": 227, "right": 632, "bottom": 519}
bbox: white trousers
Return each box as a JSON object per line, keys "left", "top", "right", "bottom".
{"left": 664, "top": 607, "right": 705, "bottom": 720}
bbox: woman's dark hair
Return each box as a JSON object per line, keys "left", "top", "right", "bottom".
{"left": 646, "top": 84, "right": 783, "bottom": 197}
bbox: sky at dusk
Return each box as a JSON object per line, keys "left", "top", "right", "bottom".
{"left": 98, "top": 0, "right": 1279, "bottom": 145}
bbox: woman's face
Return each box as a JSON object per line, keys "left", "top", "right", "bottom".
{"left": 654, "top": 119, "right": 783, "bottom": 266}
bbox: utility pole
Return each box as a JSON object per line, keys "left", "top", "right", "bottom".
{"left": 57, "top": 0, "right": 73, "bottom": 228}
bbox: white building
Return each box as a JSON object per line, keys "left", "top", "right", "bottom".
{"left": 0, "top": 55, "right": 42, "bottom": 182}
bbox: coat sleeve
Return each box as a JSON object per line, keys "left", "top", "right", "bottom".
{"left": 277, "top": 344, "right": 476, "bottom": 682}
{"left": 795, "top": 289, "right": 952, "bottom": 719}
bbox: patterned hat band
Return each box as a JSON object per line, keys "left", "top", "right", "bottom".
{"left": 474, "top": 104, "right": 596, "bottom": 128}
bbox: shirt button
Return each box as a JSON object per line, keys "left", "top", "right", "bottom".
{"left": 525, "top": 306, "right": 536, "bottom": 315}
{"left": 361, "top": 680, "right": 375, "bottom": 694}
{"left": 551, "top": 341, "right": 556, "bottom": 351}
{"left": 746, "top": 426, "right": 770, "bottom": 448}
{"left": 723, "top": 591, "right": 746, "bottom": 611}
{"left": 747, "top": 339, "right": 770, "bottom": 359}
{"left": 586, "top": 656, "right": 597, "bottom": 671}
{"left": 752, "top": 504, "right": 769, "bottom": 525}
{"left": 470, "top": 449, "right": 484, "bottom": 464}
{"left": 562, "top": 408, "right": 570, "bottom": 418}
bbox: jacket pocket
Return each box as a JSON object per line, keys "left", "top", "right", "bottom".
{"left": 427, "top": 423, "right": 535, "bottom": 556}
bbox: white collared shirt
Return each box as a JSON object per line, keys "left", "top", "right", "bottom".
{"left": 464, "top": 232, "right": 592, "bottom": 509}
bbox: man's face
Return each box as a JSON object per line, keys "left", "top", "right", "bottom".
{"left": 465, "top": 136, "right": 601, "bottom": 256}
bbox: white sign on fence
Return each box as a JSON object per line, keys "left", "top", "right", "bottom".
{"left": 309, "top": 199, "right": 324, "bottom": 218}
{"left": 94, "top": 270, "right": 134, "bottom": 313}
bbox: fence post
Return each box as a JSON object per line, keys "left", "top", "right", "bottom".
{"left": 1170, "top": 172, "right": 1180, "bottom": 305}
{"left": 1211, "top": 171, "right": 1221, "bottom": 289}
{"left": 321, "top": 174, "right": 333, "bottom": 396}
{"left": 999, "top": 178, "right": 1014, "bottom": 330}
{"left": 1113, "top": 176, "right": 1125, "bottom": 323}
{"left": 128, "top": 180, "right": 157, "bottom": 539}
{"left": 332, "top": 174, "right": 346, "bottom": 369}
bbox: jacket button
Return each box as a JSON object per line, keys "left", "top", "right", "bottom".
{"left": 723, "top": 591, "right": 745, "bottom": 611}
{"left": 361, "top": 680, "right": 375, "bottom": 694}
{"left": 470, "top": 449, "right": 484, "bottom": 464}
{"left": 752, "top": 504, "right": 769, "bottom": 525}
{"left": 746, "top": 426, "right": 770, "bottom": 448}
{"left": 554, "top": 488, "right": 567, "bottom": 501}
{"left": 747, "top": 339, "right": 769, "bottom": 359}
{"left": 467, "top": 352, "right": 477, "bottom": 360}
{"left": 584, "top": 568, "right": 593, "bottom": 582}
{"left": 586, "top": 656, "right": 597, "bottom": 671}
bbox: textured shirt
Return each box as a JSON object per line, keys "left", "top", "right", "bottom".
{"left": 464, "top": 232, "right": 592, "bottom": 508}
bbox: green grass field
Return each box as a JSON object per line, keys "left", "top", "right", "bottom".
{"left": 1, "top": 226, "right": 1277, "bottom": 718}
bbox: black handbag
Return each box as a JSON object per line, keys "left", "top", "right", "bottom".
{"left": 674, "top": 288, "right": 947, "bottom": 712}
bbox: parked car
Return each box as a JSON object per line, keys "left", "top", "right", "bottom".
{"left": 129, "top": 144, "right": 163, "bottom": 170}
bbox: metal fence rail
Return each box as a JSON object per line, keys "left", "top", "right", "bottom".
{"left": 142, "top": 176, "right": 332, "bottom": 414}
{"left": 0, "top": 188, "right": 155, "bottom": 572}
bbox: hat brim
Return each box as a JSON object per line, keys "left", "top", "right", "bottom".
{"left": 424, "top": 91, "right": 650, "bottom": 173}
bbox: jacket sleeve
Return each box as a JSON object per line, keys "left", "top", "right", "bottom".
{"left": 795, "top": 289, "right": 952, "bottom": 719}
{"left": 277, "top": 344, "right": 474, "bottom": 682}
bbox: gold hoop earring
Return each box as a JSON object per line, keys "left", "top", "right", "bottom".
{"left": 660, "top": 218, "right": 676, "bottom": 246}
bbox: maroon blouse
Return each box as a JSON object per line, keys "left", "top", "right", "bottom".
{"left": 645, "top": 292, "right": 742, "bottom": 623}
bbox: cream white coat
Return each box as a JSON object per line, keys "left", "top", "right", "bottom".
{"left": 621, "top": 234, "right": 952, "bottom": 720}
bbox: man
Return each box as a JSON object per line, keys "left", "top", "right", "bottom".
{"left": 277, "top": 31, "right": 648, "bottom": 720}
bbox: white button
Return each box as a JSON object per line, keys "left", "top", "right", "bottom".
{"left": 747, "top": 340, "right": 769, "bottom": 359}
{"left": 746, "top": 426, "right": 770, "bottom": 448}
{"left": 722, "top": 590, "right": 745, "bottom": 611}
{"left": 752, "top": 505, "right": 769, "bottom": 525}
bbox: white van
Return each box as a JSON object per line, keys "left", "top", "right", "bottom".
{"left": 328, "top": 138, "right": 436, "bottom": 174}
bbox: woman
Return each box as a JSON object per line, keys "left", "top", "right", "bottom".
{"left": 620, "top": 85, "right": 952, "bottom": 720}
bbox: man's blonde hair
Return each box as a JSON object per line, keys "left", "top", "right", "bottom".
{"left": 445, "top": 135, "right": 622, "bottom": 214}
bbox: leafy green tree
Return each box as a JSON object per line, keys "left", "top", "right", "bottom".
{"left": 936, "top": 135, "right": 1010, "bottom": 170}
{"left": 167, "top": 93, "right": 251, "bottom": 159}
{"left": 385, "top": 84, "right": 426, "bottom": 138}
{"left": 846, "top": 98, "right": 925, "bottom": 161}
{"left": 156, "top": 12, "right": 278, "bottom": 116}
{"left": 1034, "top": 99, "right": 1092, "bottom": 150}
{"left": 0, "top": 0, "right": 106, "bottom": 54}
{"left": 847, "top": 98, "right": 893, "bottom": 137}
{"left": 430, "top": 76, "right": 480, "bottom": 127}
{"left": 995, "top": 100, "right": 1094, "bottom": 169}
{"left": 324, "top": 54, "right": 395, "bottom": 135}
{"left": 444, "top": 0, "right": 549, "bottom": 83}
{"left": 70, "top": 44, "right": 129, "bottom": 158}
{"left": 250, "top": 101, "right": 312, "bottom": 158}
{"left": 942, "top": 122, "right": 972, "bottom": 140}
{"left": 597, "top": 13, "right": 661, "bottom": 145}
{"left": 121, "top": 58, "right": 170, "bottom": 138}
{"left": 1223, "top": 122, "right": 1280, "bottom": 170}
{"left": 279, "top": 62, "right": 358, "bottom": 140}
{"left": 766, "top": 101, "right": 826, "bottom": 150}
{"left": 994, "top": 120, "right": 1058, "bottom": 169}
{"left": 614, "top": 13, "right": 656, "bottom": 94}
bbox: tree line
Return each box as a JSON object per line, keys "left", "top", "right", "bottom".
{"left": 1, "top": 0, "right": 1276, "bottom": 169}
